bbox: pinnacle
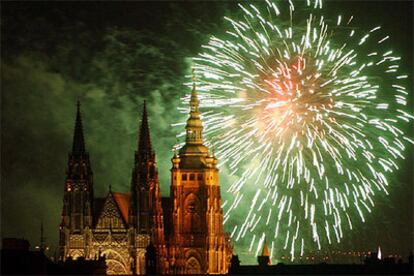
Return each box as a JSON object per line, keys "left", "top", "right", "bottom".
{"left": 190, "top": 70, "right": 199, "bottom": 114}
{"left": 72, "top": 100, "right": 86, "bottom": 155}
{"left": 137, "top": 101, "right": 152, "bottom": 157}
{"left": 261, "top": 239, "right": 270, "bottom": 257}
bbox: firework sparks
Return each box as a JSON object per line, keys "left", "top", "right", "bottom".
{"left": 179, "top": 0, "right": 412, "bottom": 260}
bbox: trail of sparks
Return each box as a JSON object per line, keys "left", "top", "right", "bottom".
{"left": 179, "top": 0, "right": 412, "bottom": 260}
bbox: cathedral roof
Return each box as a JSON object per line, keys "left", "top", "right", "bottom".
{"left": 93, "top": 192, "right": 131, "bottom": 226}
{"left": 111, "top": 192, "right": 131, "bottom": 224}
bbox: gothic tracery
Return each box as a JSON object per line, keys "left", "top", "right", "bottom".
{"left": 59, "top": 84, "right": 232, "bottom": 275}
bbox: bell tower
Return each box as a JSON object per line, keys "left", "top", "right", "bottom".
{"left": 59, "top": 101, "right": 94, "bottom": 258}
{"left": 129, "top": 102, "right": 167, "bottom": 274}
{"left": 169, "top": 71, "right": 232, "bottom": 274}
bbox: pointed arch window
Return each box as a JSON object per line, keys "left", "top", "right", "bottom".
{"left": 185, "top": 257, "right": 201, "bottom": 274}
{"left": 184, "top": 193, "right": 201, "bottom": 233}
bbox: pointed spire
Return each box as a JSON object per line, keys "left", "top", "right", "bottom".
{"left": 257, "top": 238, "right": 272, "bottom": 266}
{"left": 137, "top": 101, "right": 152, "bottom": 156}
{"left": 189, "top": 69, "right": 200, "bottom": 116}
{"left": 261, "top": 239, "right": 270, "bottom": 257}
{"left": 72, "top": 101, "right": 86, "bottom": 155}
{"left": 184, "top": 69, "right": 204, "bottom": 145}
{"left": 40, "top": 220, "right": 45, "bottom": 253}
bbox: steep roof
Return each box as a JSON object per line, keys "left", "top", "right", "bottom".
{"left": 261, "top": 240, "right": 270, "bottom": 257}
{"left": 111, "top": 192, "right": 131, "bottom": 224}
{"left": 93, "top": 192, "right": 131, "bottom": 228}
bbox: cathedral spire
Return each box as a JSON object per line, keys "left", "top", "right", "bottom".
{"left": 72, "top": 101, "right": 86, "bottom": 155}
{"left": 137, "top": 101, "right": 152, "bottom": 156}
{"left": 190, "top": 69, "right": 200, "bottom": 115}
{"left": 185, "top": 69, "right": 203, "bottom": 145}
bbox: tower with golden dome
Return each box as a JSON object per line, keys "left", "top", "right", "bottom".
{"left": 167, "top": 71, "right": 233, "bottom": 274}
{"left": 59, "top": 72, "right": 232, "bottom": 275}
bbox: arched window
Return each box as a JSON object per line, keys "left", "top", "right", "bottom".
{"left": 184, "top": 193, "right": 201, "bottom": 233}
{"left": 185, "top": 256, "right": 201, "bottom": 274}
{"left": 101, "top": 249, "right": 129, "bottom": 275}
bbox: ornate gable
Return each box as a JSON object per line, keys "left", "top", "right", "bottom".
{"left": 95, "top": 192, "right": 128, "bottom": 230}
{"left": 111, "top": 192, "right": 130, "bottom": 224}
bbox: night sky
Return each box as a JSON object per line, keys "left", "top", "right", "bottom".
{"left": 1, "top": 0, "right": 413, "bottom": 264}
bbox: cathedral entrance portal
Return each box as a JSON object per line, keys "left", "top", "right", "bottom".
{"left": 185, "top": 256, "right": 201, "bottom": 274}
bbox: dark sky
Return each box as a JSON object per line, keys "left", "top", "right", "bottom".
{"left": 1, "top": 0, "right": 413, "bottom": 264}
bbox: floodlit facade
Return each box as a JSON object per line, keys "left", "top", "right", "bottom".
{"left": 59, "top": 81, "right": 232, "bottom": 274}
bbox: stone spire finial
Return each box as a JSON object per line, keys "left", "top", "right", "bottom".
{"left": 137, "top": 100, "right": 152, "bottom": 157}
{"left": 192, "top": 68, "right": 196, "bottom": 90}
{"left": 72, "top": 100, "right": 86, "bottom": 155}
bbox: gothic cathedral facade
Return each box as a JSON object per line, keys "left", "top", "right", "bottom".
{"left": 59, "top": 83, "right": 233, "bottom": 274}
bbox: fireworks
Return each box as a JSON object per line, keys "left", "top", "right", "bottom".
{"left": 180, "top": 0, "right": 413, "bottom": 260}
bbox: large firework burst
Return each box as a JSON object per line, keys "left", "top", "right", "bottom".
{"left": 179, "top": 0, "right": 413, "bottom": 260}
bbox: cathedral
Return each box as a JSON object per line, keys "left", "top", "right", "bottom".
{"left": 59, "top": 81, "right": 233, "bottom": 274}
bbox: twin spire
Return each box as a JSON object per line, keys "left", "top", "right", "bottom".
{"left": 72, "top": 100, "right": 152, "bottom": 157}
{"left": 72, "top": 101, "right": 86, "bottom": 155}
{"left": 137, "top": 100, "right": 152, "bottom": 157}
